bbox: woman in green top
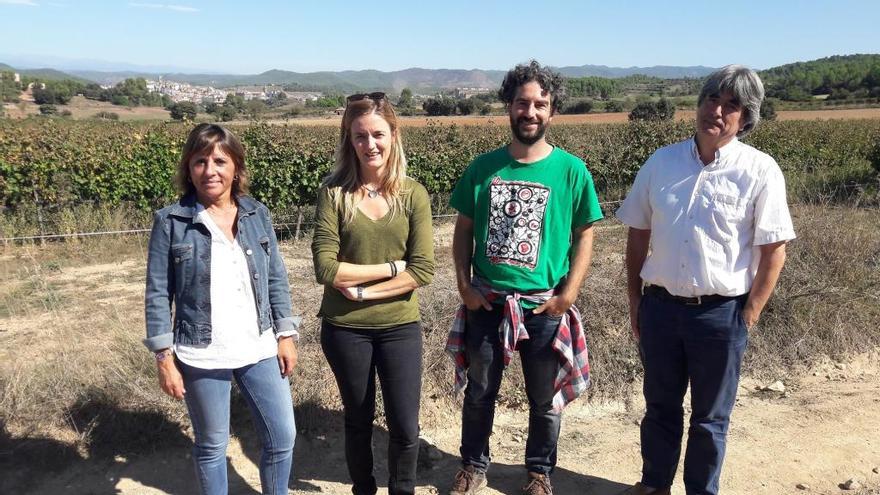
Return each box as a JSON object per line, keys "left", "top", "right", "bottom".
{"left": 311, "top": 92, "right": 434, "bottom": 495}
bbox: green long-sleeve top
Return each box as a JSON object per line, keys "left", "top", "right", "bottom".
{"left": 311, "top": 177, "right": 435, "bottom": 328}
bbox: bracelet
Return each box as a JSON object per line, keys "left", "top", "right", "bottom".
{"left": 154, "top": 349, "right": 172, "bottom": 362}
{"left": 357, "top": 286, "right": 364, "bottom": 301}
{"left": 389, "top": 261, "right": 397, "bottom": 278}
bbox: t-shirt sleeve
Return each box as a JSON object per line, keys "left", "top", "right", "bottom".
{"left": 449, "top": 161, "right": 476, "bottom": 219}
{"left": 573, "top": 167, "right": 604, "bottom": 228}
{"left": 753, "top": 162, "right": 796, "bottom": 245}
{"left": 615, "top": 153, "right": 655, "bottom": 230}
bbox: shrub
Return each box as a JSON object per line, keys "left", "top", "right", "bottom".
{"left": 93, "top": 111, "right": 120, "bottom": 121}
{"left": 561, "top": 99, "right": 593, "bottom": 114}
{"left": 456, "top": 98, "right": 479, "bottom": 116}
{"left": 422, "top": 96, "right": 456, "bottom": 116}
{"left": 605, "top": 100, "right": 624, "bottom": 113}
{"left": 869, "top": 140, "right": 880, "bottom": 175}
{"left": 38, "top": 104, "right": 58, "bottom": 116}
{"left": 216, "top": 105, "right": 238, "bottom": 122}
{"left": 110, "top": 94, "right": 130, "bottom": 107}
{"left": 628, "top": 98, "right": 675, "bottom": 121}
{"left": 760, "top": 99, "right": 778, "bottom": 121}
{"left": 169, "top": 102, "right": 197, "bottom": 121}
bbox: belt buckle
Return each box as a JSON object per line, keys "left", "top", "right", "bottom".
{"left": 685, "top": 295, "right": 702, "bottom": 306}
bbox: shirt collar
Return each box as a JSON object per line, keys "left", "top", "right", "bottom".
{"left": 691, "top": 136, "right": 740, "bottom": 166}
{"left": 168, "top": 193, "right": 259, "bottom": 221}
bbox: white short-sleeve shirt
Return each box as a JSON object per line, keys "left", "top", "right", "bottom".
{"left": 616, "top": 137, "right": 796, "bottom": 298}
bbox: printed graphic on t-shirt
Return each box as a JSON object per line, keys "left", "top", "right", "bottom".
{"left": 486, "top": 177, "right": 550, "bottom": 269}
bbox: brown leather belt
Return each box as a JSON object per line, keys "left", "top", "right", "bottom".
{"left": 643, "top": 285, "right": 741, "bottom": 306}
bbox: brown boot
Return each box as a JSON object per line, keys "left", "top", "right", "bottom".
{"left": 522, "top": 472, "right": 553, "bottom": 495}
{"left": 450, "top": 465, "right": 487, "bottom": 495}
{"left": 618, "top": 482, "right": 671, "bottom": 495}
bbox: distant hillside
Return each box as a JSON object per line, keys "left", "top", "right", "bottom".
{"left": 760, "top": 54, "right": 880, "bottom": 100}
{"left": 0, "top": 63, "right": 89, "bottom": 83}
{"left": 20, "top": 56, "right": 880, "bottom": 101}
{"left": 70, "top": 67, "right": 508, "bottom": 93}
{"left": 69, "top": 70, "right": 156, "bottom": 86}
{"left": 556, "top": 64, "right": 715, "bottom": 79}
{"left": 67, "top": 65, "right": 715, "bottom": 92}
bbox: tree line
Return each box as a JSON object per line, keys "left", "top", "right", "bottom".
{"left": 761, "top": 54, "right": 880, "bottom": 101}
{"left": 25, "top": 77, "right": 172, "bottom": 108}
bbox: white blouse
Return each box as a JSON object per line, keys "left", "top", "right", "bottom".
{"left": 174, "top": 206, "right": 281, "bottom": 369}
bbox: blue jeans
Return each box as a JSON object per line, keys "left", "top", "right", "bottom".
{"left": 460, "top": 305, "right": 562, "bottom": 475}
{"left": 179, "top": 357, "right": 296, "bottom": 495}
{"left": 321, "top": 321, "right": 423, "bottom": 495}
{"left": 638, "top": 292, "right": 749, "bottom": 495}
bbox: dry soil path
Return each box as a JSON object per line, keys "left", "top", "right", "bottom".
{"left": 32, "top": 351, "right": 880, "bottom": 495}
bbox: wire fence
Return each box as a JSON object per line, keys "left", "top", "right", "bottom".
{"left": 0, "top": 200, "right": 625, "bottom": 243}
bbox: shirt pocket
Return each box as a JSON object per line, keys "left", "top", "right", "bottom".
{"left": 257, "top": 236, "right": 271, "bottom": 289}
{"left": 171, "top": 243, "right": 193, "bottom": 263}
{"left": 258, "top": 236, "right": 271, "bottom": 257}
{"left": 709, "top": 193, "right": 748, "bottom": 239}
{"left": 171, "top": 243, "right": 193, "bottom": 292}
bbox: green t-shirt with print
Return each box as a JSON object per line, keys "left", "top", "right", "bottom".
{"left": 449, "top": 146, "right": 603, "bottom": 295}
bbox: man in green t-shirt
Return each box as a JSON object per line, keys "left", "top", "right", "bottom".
{"left": 448, "top": 61, "right": 603, "bottom": 495}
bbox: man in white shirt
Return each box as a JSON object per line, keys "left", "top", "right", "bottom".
{"left": 616, "top": 65, "right": 795, "bottom": 495}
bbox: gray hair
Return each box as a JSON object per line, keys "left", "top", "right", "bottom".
{"left": 698, "top": 64, "right": 765, "bottom": 137}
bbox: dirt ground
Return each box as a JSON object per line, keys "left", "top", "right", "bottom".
{"left": 5, "top": 94, "right": 880, "bottom": 125}
{"left": 2, "top": 94, "right": 173, "bottom": 121}
{"left": 29, "top": 350, "right": 880, "bottom": 495}
{"left": 2, "top": 219, "right": 877, "bottom": 495}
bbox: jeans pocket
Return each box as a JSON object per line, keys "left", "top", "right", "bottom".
{"left": 736, "top": 302, "right": 749, "bottom": 334}
{"left": 542, "top": 312, "right": 563, "bottom": 322}
{"left": 637, "top": 294, "right": 649, "bottom": 335}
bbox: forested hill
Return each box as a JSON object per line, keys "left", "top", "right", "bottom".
{"left": 760, "top": 54, "right": 880, "bottom": 100}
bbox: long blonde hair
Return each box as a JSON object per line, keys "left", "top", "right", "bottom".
{"left": 321, "top": 96, "right": 408, "bottom": 224}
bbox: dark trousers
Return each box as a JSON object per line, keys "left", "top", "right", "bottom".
{"left": 321, "top": 320, "right": 423, "bottom": 495}
{"left": 638, "top": 292, "right": 749, "bottom": 495}
{"left": 459, "top": 305, "right": 562, "bottom": 475}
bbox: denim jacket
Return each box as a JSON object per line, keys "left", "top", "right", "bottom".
{"left": 143, "top": 194, "right": 300, "bottom": 352}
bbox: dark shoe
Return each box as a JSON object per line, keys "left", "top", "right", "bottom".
{"left": 522, "top": 472, "right": 553, "bottom": 495}
{"left": 450, "top": 465, "right": 487, "bottom": 495}
{"left": 618, "top": 482, "right": 671, "bottom": 495}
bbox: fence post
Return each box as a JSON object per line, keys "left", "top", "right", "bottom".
{"left": 294, "top": 205, "right": 303, "bottom": 241}
{"left": 33, "top": 190, "right": 46, "bottom": 246}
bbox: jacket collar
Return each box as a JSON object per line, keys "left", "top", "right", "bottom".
{"left": 168, "top": 194, "right": 260, "bottom": 222}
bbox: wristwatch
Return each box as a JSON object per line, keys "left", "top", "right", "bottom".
{"left": 154, "top": 349, "right": 172, "bottom": 362}
{"left": 357, "top": 286, "right": 364, "bottom": 302}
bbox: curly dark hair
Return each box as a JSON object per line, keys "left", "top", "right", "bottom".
{"left": 498, "top": 60, "right": 566, "bottom": 113}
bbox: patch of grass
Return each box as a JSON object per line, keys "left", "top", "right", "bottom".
{"left": 746, "top": 206, "right": 880, "bottom": 378}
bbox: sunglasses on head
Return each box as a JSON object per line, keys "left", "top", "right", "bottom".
{"left": 346, "top": 92, "right": 387, "bottom": 103}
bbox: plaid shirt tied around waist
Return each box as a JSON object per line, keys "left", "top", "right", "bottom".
{"left": 445, "top": 278, "right": 591, "bottom": 413}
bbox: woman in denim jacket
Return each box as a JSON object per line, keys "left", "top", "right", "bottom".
{"left": 144, "top": 123, "right": 300, "bottom": 495}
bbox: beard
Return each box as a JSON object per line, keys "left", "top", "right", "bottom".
{"left": 510, "top": 115, "right": 547, "bottom": 145}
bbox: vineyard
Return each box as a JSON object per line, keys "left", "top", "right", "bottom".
{"left": 1, "top": 118, "right": 879, "bottom": 238}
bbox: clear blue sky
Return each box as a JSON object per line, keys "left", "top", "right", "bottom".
{"left": 1, "top": 0, "right": 878, "bottom": 73}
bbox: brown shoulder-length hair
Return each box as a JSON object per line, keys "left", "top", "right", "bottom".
{"left": 321, "top": 96, "right": 408, "bottom": 224}
{"left": 175, "top": 123, "right": 249, "bottom": 197}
